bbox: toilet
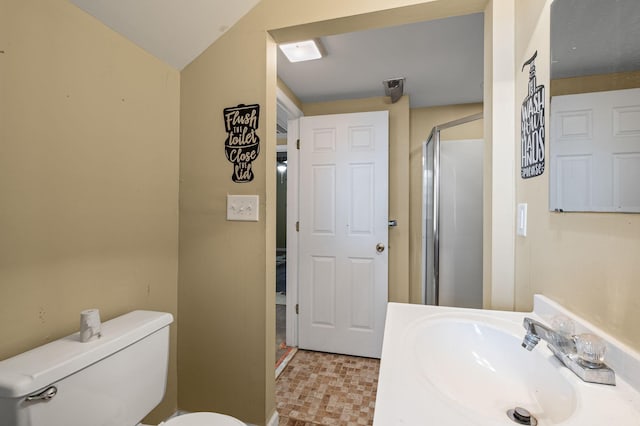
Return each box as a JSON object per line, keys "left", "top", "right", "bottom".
{"left": 0, "top": 310, "right": 245, "bottom": 426}
{"left": 160, "top": 412, "right": 245, "bottom": 426}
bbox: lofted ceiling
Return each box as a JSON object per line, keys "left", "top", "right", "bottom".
{"left": 69, "top": 0, "right": 261, "bottom": 70}
{"left": 68, "top": 1, "right": 485, "bottom": 110}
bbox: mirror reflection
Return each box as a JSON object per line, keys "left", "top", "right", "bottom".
{"left": 549, "top": 0, "right": 640, "bottom": 213}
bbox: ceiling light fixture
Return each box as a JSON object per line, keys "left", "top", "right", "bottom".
{"left": 279, "top": 39, "right": 325, "bottom": 63}
{"left": 277, "top": 162, "right": 287, "bottom": 183}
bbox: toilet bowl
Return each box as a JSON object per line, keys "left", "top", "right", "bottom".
{"left": 160, "top": 412, "right": 246, "bottom": 426}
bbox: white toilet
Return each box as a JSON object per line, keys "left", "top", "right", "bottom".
{"left": 0, "top": 310, "right": 245, "bottom": 426}
{"left": 160, "top": 412, "right": 245, "bottom": 426}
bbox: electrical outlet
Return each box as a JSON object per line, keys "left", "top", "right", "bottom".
{"left": 227, "top": 195, "right": 259, "bottom": 221}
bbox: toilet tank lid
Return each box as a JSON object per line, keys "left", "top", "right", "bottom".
{"left": 0, "top": 310, "right": 173, "bottom": 398}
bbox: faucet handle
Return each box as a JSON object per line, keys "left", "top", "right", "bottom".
{"left": 550, "top": 315, "right": 576, "bottom": 351}
{"left": 551, "top": 315, "right": 575, "bottom": 336}
{"left": 575, "top": 333, "right": 607, "bottom": 368}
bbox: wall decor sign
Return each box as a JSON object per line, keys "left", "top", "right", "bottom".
{"left": 520, "top": 51, "right": 545, "bottom": 179}
{"left": 224, "top": 103, "right": 261, "bottom": 183}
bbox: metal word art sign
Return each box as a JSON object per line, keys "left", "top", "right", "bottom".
{"left": 520, "top": 51, "right": 545, "bottom": 179}
{"left": 224, "top": 104, "right": 261, "bottom": 183}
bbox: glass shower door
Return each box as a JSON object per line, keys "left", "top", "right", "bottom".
{"left": 421, "top": 112, "right": 483, "bottom": 307}
{"left": 422, "top": 130, "right": 438, "bottom": 305}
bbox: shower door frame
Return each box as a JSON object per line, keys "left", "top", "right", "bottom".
{"left": 421, "top": 112, "right": 483, "bottom": 305}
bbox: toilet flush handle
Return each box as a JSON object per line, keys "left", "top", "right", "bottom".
{"left": 26, "top": 386, "right": 57, "bottom": 402}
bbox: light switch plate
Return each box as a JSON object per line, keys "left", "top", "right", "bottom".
{"left": 227, "top": 195, "right": 259, "bottom": 221}
{"left": 517, "top": 203, "right": 527, "bottom": 237}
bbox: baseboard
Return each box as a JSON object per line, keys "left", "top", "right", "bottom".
{"left": 275, "top": 347, "right": 297, "bottom": 378}
{"left": 244, "top": 409, "right": 278, "bottom": 426}
{"left": 266, "top": 410, "right": 279, "bottom": 426}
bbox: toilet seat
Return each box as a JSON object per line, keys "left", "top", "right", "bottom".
{"left": 161, "top": 412, "right": 246, "bottom": 426}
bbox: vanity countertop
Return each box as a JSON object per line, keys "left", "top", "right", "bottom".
{"left": 373, "top": 296, "right": 640, "bottom": 425}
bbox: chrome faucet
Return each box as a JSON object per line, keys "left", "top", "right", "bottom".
{"left": 521, "top": 317, "right": 616, "bottom": 385}
{"left": 522, "top": 317, "right": 575, "bottom": 353}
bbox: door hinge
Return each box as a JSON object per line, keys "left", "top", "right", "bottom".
{"left": 296, "top": 221, "right": 299, "bottom": 232}
{"left": 296, "top": 139, "right": 300, "bottom": 150}
{"left": 295, "top": 304, "right": 299, "bottom": 314}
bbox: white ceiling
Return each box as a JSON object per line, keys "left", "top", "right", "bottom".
{"left": 277, "top": 13, "right": 485, "bottom": 109}
{"left": 69, "top": 0, "right": 260, "bottom": 70}
{"left": 67, "top": 1, "right": 639, "bottom": 112}
{"left": 68, "top": 1, "right": 484, "bottom": 108}
{"left": 551, "top": 0, "right": 640, "bottom": 79}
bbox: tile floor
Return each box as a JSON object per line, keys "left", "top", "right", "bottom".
{"left": 276, "top": 350, "right": 380, "bottom": 426}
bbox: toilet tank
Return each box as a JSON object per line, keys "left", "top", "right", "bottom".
{"left": 0, "top": 310, "right": 173, "bottom": 426}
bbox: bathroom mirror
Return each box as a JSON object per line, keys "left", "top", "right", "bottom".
{"left": 549, "top": 0, "right": 640, "bottom": 213}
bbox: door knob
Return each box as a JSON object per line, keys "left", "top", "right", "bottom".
{"left": 376, "top": 243, "right": 385, "bottom": 253}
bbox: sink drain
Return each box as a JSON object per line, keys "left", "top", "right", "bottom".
{"left": 507, "top": 407, "right": 538, "bottom": 425}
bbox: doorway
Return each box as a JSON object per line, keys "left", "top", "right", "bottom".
{"left": 275, "top": 148, "right": 290, "bottom": 368}
{"left": 274, "top": 12, "right": 485, "bottom": 359}
{"left": 275, "top": 89, "right": 303, "bottom": 375}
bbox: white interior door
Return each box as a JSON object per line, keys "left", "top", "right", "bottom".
{"left": 298, "top": 111, "right": 388, "bottom": 358}
{"left": 550, "top": 88, "right": 640, "bottom": 212}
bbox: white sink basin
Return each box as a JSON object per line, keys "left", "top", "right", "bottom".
{"left": 373, "top": 297, "right": 640, "bottom": 425}
{"left": 410, "top": 315, "right": 576, "bottom": 424}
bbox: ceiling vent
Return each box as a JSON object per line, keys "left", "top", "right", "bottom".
{"left": 382, "top": 77, "right": 405, "bottom": 103}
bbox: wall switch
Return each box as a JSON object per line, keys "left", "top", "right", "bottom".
{"left": 227, "top": 195, "right": 259, "bottom": 221}
{"left": 517, "top": 203, "right": 528, "bottom": 237}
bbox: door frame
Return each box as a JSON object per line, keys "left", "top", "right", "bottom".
{"left": 276, "top": 87, "right": 302, "bottom": 347}
{"left": 285, "top": 122, "right": 298, "bottom": 347}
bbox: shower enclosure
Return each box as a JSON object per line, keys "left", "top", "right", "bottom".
{"left": 422, "top": 112, "right": 483, "bottom": 307}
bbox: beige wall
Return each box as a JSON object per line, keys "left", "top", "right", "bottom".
{"left": 409, "top": 104, "right": 483, "bottom": 304}
{"left": 304, "top": 96, "right": 411, "bottom": 303}
{"left": 0, "top": 0, "right": 180, "bottom": 423}
{"left": 515, "top": 0, "right": 640, "bottom": 352}
{"left": 483, "top": 1, "right": 494, "bottom": 309}
{"left": 486, "top": 0, "right": 517, "bottom": 311}
{"left": 178, "top": 1, "right": 487, "bottom": 424}
{"left": 277, "top": 78, "right": 303, "bottom": 113}
{"left": 179, "top": 21, "right": 274, "bottom": 425}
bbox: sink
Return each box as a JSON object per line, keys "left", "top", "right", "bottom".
{"left": 373, "top": 298, "right": 640, "bottom": 425}
{"left": 409, "top": 315, "right": 576, "bottom": 424}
